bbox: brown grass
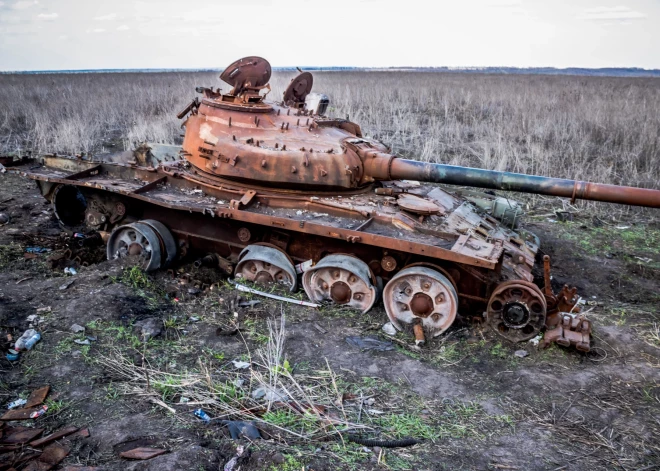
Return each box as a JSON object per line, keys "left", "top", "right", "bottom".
{"left": 1, "top": 71, "right": 659, "bottom": 189}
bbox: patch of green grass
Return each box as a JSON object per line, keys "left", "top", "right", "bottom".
{"left": 610, "top": 308, "right": 628, "bottom": 326}
{"left": 113, "top": 266, "right": 165, "bottom": 307}
{"left": 489, "top": 342, "right": 508, "bottom": 359}
{"left": 0, "top": 243, "right": 23, "bottom": 269}
{"left": 105, "top": 323, "right": 144, "bottom": 349}
{"left": 268, "top": 454, "right": 305, "bottom": 471}
{"left": 327, "top": 443, "right": 371, "bottom": 470}
{"left": 45, "top": 399, "right": 67, "bottom": 414}
{"left": 378, "top": 413, "right": 440, "bottom": 440}
{"left": 432, "top": 344, "right": 462, "bottom": 365}
{"left": 153, "top": 375, "right": 185, "bottom": 402}
{"left": 105, "top": 382, "right": 121, "bottom": 400}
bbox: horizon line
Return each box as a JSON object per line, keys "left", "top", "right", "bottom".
{"left": 2, "top": 65, "right": 660, "bottom": 76}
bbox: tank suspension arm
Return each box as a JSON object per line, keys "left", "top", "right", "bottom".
{"left": 388, "top": 159, "right": 660, "bottom": 208}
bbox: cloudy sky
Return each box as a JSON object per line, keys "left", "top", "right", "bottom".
{"left": 0, "top": 0, "right": 658, "bottom": 71}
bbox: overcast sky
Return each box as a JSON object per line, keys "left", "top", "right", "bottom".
{"left": 0, "top": 0, "right": 658, "bottom": 71}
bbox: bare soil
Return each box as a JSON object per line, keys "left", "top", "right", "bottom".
{"left": 1, "top": 173, "right": 658, "bottom": 471}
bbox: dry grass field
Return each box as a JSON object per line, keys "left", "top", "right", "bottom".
{"left": 2, "top": 71, "right": 660, "bottom": 190}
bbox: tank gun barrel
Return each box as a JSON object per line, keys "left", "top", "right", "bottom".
{"left": 388, "top": 159, "right": 660, "bottom": 208}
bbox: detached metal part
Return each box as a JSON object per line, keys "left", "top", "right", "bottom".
{"left": 8, "top": 55, "right": 660, "bottom": 352}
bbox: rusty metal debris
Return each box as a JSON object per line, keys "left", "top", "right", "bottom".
{"left": 8, "top": 55, "right": 660, "bottom": 352}
{"left": 119, "top": 447, "right": 168, "bottom": 460}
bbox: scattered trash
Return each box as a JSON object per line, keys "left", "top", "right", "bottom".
{"left": 232, "top": 360, "right": 250, "bottom": 369}
{"left": 120, "top": 447, "right": 168, "bottom": 460}
{"left": 178, "top": 396, "right": 190, "bottom": 404}
{"left": 37, "top": 306, "right": 52, "bottom": 313}
{"left": 311, "top": 212, "right": 329, "bottom": 217}
{"left": 30, "top": 405, "right": 48, "bottom": 418}
{"left": 64, "top": 267, "right": 78, "bottom": 275}
{"left": 237, "top": 299, "right": 261, "bottom": 308}
{"left": 135, "top": 318, "right": 163, "bottom": 340}
{"left": 25, "top": 247, "right": 52, "bottom": 254}
{"left": 26, "top": 314, "right": 41, "bottom": 327}
{"left": 381, "top": 322, "right": 397, "bottom": 336}
{"left": 251, "top": 386, "right": 288, "bottom": 401}
{"left": 223, "top": 444, "right": 247, "bottom": 471}
{"left": 189, "top": 316, "right": 200, "bottom": 322}
{"left": 71, "top": 324, "right": 86, "bottom": 333}
{"left": 233, "top": 281, "right": 320, "bottom": 308}
{"left": 233, "top": 378, "right": 245, "bottom": 388}
{"left": 74, "top": 339, "right": 91, "bottom": 346}
{"left": 367, "top": 409, "right": 385, "bottom": 415}
{"left": 294, "top": 259, "right": 313, "bottom": 274}
{"left": 221, "top": 420, "right": 261, "bottom": 440}
{"left": 194, "top": 408, "right": 211, "bottom": 423}
{"left": 514, "top": 350, "right": 529, "bottom": 358}
{"left": 7, "top": 398, "right": 27, "bottom": 409}
{"left": 0, "top": 213, "right": 9, "bottom": 226}
{"left": 345, "top": 336, "right": 395, "bottom": 352}
{"left": 25, "top": 385, "right": 50, "bottom": 408}
{"left": 6, "top": 349, "right": 19, "bottom": 361}
{"left": 15, "top": 329, "right": 41, "bottom": 351}
{"left": 529, "top": 333, "right": 542, "bottom": 347}
{"left": 59, "top": 279, "right": 75, "bottom": 290}
{"left": 29, "top": 425, "right": 78, "bottom": 447}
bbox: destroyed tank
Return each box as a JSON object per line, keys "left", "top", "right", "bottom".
{"left": 7, "top": 56, "right": 660, "bottom": 350}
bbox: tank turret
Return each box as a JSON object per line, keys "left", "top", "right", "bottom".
{"left": 180, "top": 57, "right": 660, "bottom": 209}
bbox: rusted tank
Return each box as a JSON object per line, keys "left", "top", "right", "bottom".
{"left": 7, "top": 56, "right": 660, "bottom": 350}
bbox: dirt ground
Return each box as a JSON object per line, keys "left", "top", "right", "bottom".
{"left": 1, "top": 172, "right": 659, "bottom": 471}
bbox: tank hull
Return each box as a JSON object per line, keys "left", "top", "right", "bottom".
{"left": 10, "top": 148, "right": 539, "bottom": 315}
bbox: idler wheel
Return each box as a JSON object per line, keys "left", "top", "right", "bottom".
{"left": 107, "top": 222, "right": 162, "bottom": 271}
{"left": 302, "top": 254, "right": 377, "bottom": 313}
{"left": 139, "top": 219, "right": 177, "bottom": 267}
{"left": 383, "top": 266, "right": 458, "bottom": 338}
{"left": 486, "top": 280, "right": 547, "bottom": 343}
{"left": 235, "top": 245, "right": 297, "bottom": 291}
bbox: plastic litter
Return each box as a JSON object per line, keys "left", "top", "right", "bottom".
{"left": 59, "top": 279, "right": 75, "bottom": 290}
{"left": 514, "top": 350, "right": 529, "bottom": 358}
{"left": 381, "top": 322, "right": 397, "bottom": 335}
{"left": 345, "top": 336, "right": 395, "bottom": 352}
{"left": 7, "top": 398, "right": 27, "bottom": 409}
{"left": 15, "top": 329, "right": 41, "bottom": 351}
{"left": 223, "top": 445, "right": 246, "bottom": 471}
{"left": 26, "top": 247, "right": 52, "bottom": 254}
{"left": 64, "top": 267, "right": 78, "bottom": 275}
{"left": 251, "top": 386, "right": 288, "bottom": 401}
{"left": 232, "top": 360, "right": 250, "bottom": 369}
{"left": 194, "top": 408, "right": 211, "bottom": 423}
{"left": 6, "top": 349, "right": 20, "bottom": 361}
{"left": 30, "top": 405, "right": 48, "bottom": 418}
{"left": 70, "top": 324, "right": 85, "bottom": 333}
